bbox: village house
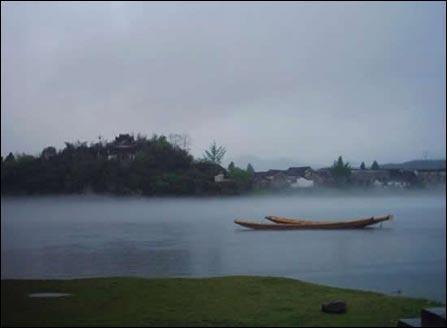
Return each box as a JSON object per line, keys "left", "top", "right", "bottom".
{"left": 415, "top": 169, "right": 446, "bottom": 187}
{"left": 214, "top": 172, "right": 233, "bottom": 183}
{"left": 305, "top": 168, "right": 336, "bottom": 187}
{"left": 253, "top": 167, "right": 315, "bottom": 189}
{"left": 253, "top": 170, "right": 287, "bottom": 189}
{"left": 107, "top": 134, "right": 137, "bottom": 161}
{"left": 251, "top": 165, "right": 445, "bottom": 190}
{"left": 387, "top": 169, "right": 418, "bottom": 188}
{"left": 350, "top": 168, "right": 438, "bottom": 188}
{"left": 350, "top": 169, "right": 392, "bottom": 187}
{"left": 291, "top": 177, "right": 314, "bottom": 188}
{"left": 286, "top": 167, "right": 315, "bottom": 188}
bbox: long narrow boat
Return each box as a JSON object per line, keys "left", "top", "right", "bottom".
{"left": 234, "top": 215, "right": 392, "bottom": 230}
{"left": 234, "top": 219, "right": 325, "bottom": 230}
{"left": 265, "top": 215, "right": 392, "bottom": 228}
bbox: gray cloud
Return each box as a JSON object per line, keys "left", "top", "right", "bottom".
{"left": 1, "top": 1, "right": 445, "bottom": 167}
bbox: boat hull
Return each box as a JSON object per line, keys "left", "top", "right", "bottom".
{"left": 266, "top": 215, "right": 392, "bottom": 227}
{"left": 234, "top": 215, "right": 392, "bottom": 230}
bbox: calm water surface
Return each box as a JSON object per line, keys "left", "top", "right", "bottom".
{"left": 1, "top": 193, "right": 445, "bottom": 302}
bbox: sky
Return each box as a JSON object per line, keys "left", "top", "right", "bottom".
{"left": 1, "top": 1, "right": 446, "bottom": 169}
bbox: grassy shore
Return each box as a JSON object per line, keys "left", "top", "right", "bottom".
{"left": 1, "top": 276, "right": 442, "bottom": 327}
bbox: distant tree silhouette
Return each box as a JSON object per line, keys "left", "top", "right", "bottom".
{"left": 246, "top": 163, "right": 255, "bottom": 175}
{"left": 330, "top": 156, "right": 352, "bottom": 186}
{"left": 228, "top": 161, "right": 235, "bottom": 174}
{"left": 5, "top": 152, "right": 15, "bottom": 163}
{"left": 227, "top": 162, "right": 252, "bottom": 192}
{"left": 203, "top": 141, "right": 226, "bottom": 165}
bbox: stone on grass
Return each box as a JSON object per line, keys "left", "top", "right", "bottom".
{"left": 321, "top": 300, "right": 347, "bottom": 314}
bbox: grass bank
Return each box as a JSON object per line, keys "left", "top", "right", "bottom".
{"left": 1, "top": 276, "right": 442, "bottom": 327}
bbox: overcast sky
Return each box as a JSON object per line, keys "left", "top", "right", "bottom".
{"left": 1, "top": 1, "right": 445, "bottom": 168}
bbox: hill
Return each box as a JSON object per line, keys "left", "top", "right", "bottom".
{"left": 381, "top": 159, "right": 445, "bottom": 170}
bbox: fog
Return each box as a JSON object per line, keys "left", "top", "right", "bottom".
{"left": 1, "top": 2, "right": 446, "bottom": 167}
{"left": 2, "top": 193, "right": 445, "bottom": 301}
{"left": 2, "top": 2, "right": 445, "bottom": 300}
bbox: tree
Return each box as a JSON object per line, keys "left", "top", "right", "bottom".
{"left": 4, "top": 152, "right": 15, "bottom": 163}
{"left": 1, "top": 133, "right": 245, "bottom": 196}
{"left": 246, "top": 163, "right": 255, "bottom": 175}
{"left": 228, "top": 161, "right": 235, "bottom": 173}
{"left": 330, "top": 156, "right": 351, "bottom": 186}
{"left": 227, "top": 163, "right": 252, "bottom": 192}
{"left": 371, "top": 160, "right": 380, "bottom": 170}
{"left": 168, "top": 133, "right": 191, "bottom": 152}
{"left": 360, "top": 162, "right": 366, "bottom": 170}
{"left": 203, "top": 141, "right": 226, "bottom": 165}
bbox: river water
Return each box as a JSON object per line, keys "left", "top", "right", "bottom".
{"left": 1, "top": 193, "right": 445, "bottom": 302}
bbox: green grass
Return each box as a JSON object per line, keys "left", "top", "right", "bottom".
{"left": 1, "top": 276, "right": 442, "bottom": 327}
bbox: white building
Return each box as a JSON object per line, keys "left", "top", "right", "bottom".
{"left": 290, "top": 177, "right": 314, "bottom": 188}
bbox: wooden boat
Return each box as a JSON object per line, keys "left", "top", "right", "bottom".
{"left": 234, "top": 215, "right": 392, "bottom": 230}
{"left": 266, "top": 215, "right": 392, "bottom": 227}
{"left": 234, "top": 219, "right": 325, "bottom": 230}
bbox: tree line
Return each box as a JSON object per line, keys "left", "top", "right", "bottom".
{"left": 1, "top": 133, "right": 387, "bottom": 195}
{"left": 1, "top": 134, "right": 254, "bottom": 196}
{"left": 330, "top": 156, "right": 382, "bottom": 187}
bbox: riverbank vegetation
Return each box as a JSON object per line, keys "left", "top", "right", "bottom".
{"left": 1, "top": 276, "right": 440, "bottom": 327}
{"left": 1, "top": 134, "right": 251, "bottom": 196}
{"left": 1, "top": 133, "right": 445, "bottom": 196}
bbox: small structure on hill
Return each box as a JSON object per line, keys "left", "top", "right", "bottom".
{"left": 214, "top": 173, "right": 233, "bottom": 183}
{"left": 41, "top": 147, "right": 57, "bottom": 160}
{"left": 107, "top": 134, "right": 137, "bottom": 161}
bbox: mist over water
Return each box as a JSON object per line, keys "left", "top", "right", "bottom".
{"left": 1, "top": 192, "right": 445, "bottom": 302}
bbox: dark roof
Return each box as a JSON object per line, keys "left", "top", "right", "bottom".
{"left": 267, "top": 169, "right": 282, "bottom": 174}
{"left": 285, "top": 167, "right": 311, "bottom": 176}
{"left": 254, "top": 167, "right": 311, "bottom": 178}
{"left": 114, "top": 134, "right": 135, "bottom": 145}
{"left": 254, "top": 169, "right": 301, "bottom": 179}
{"left": 193, "top": 162, "right": 226, "bottom": 176}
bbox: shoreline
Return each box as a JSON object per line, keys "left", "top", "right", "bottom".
{"left": 1, "top": 186, "right": 446, "bottom": 199}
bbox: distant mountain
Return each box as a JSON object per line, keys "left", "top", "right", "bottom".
{"left": 381, "top": 159, "right": 446, "bottom": 170}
